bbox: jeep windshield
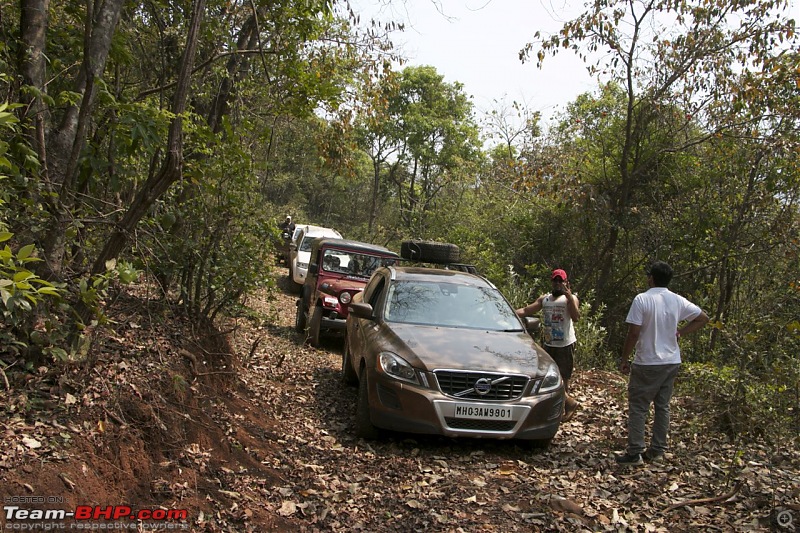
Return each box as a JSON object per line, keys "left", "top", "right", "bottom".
{"left": 383, "top": 281, "right": 522, "bottom": 331}
{"left": 321, "top": 249, "right": 396, "bottom": 279}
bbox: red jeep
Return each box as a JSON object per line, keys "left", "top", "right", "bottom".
{"left": 295, "top": 238, "right": 399, "bottom": 347}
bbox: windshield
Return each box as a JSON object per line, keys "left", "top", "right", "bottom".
{"left": 299, "top": 237, "right": 316, "bottom": 252}
{"left": 384, "top": 281, "right": 522, "bottom": 331}
{"left": 321, "top": 249, "right": 396, "bottom": 278}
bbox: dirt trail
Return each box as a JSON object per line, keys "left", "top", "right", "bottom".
{"left": 1, "top": 270, "right": 797, "bottom": 532}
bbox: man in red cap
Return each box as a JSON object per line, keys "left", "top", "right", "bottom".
{"left": 516, "top": 268, "right": 581, "bottom": 421}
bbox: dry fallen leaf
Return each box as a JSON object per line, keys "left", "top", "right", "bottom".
{"left": 549, "top": 495, "right": 584, "bottom": 516}
{"left": 278, "top": 500, "right": 297, "bottom": 517}
{"left": 22, "top": 437, "right": 41, "bottom": 449}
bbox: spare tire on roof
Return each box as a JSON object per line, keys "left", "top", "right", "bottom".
{"left": 400, "top": 240, "right": 461, "bottom": 264}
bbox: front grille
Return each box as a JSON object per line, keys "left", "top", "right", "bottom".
{"left": 434, "top": 371, "right": 529, "bottom": 400}
{"left": 444, "top": 418, "right": 517, "bottom": 431}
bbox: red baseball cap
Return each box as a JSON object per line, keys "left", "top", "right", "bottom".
{"left": 551, "top": 269, "right": 568, "bottom": 281}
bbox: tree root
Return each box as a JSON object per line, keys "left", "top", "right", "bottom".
{"left": 665, "top": 481, "right": 742, "bottom": 512}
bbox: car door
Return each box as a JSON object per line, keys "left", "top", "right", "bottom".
{"left": 290, "top": 229, "right": 305, "bottom": 276}
{"left": 349, "top": 273, "right": 387, "bottom": 363}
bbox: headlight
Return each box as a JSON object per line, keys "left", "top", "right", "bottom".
{"left": 339, "top": 292, "right": 352, "bottom": 304}
{"left": 538, "top": 362, "right": 562, "bottom": 393}
{"left": 379, "top": 352, "right": 418, "bottom": 384}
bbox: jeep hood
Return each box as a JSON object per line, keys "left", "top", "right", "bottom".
{"left": 325, "top": 277, "right": 368, "bottom": 293}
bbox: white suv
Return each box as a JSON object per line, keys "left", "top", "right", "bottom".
{"left": 289, "top": 225, "right": 342, "bottom": 291}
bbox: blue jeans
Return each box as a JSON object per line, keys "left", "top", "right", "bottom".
{"left": 626, "top": 363, "right": 681, "bottom": 455}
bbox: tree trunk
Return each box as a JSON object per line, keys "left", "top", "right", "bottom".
{"left": 369, "top": 156, "right": 380, "bottom": 233}
{"left": 39, "top": 0, "right": 125, "bottom": 278}
{"left": 79, "top": 0, "right": 206, "bottom": 324}
{"left": 18, "top": 0, "right": 50, "bottom": 177}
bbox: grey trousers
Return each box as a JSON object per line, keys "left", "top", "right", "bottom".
{"left": 626, "top": 363, "right": 681, "bottom": 455}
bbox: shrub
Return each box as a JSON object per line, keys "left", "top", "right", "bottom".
{"left": 679, "top": 362, "right": 800, "bottom": 444}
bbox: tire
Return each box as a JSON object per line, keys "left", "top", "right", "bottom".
{"left": 518, "top": 437, "right": 553, "bottom": 451}
{"left": 400, "top": 240, "right": 461, "bottom": 264}
{"left": 308, "top": 305, "right": 322, "bottom": 347}
{"left": 294, "top": 298, "right": 307, "bottom": 333}
{"left": 531, "top": 438, "right": 553, "bottom": 450}
{"left": 341, "top": 336, "right": 358, "bottom": 386}
{"left": 355, "top": 368, "right": 379, "bottom": 440}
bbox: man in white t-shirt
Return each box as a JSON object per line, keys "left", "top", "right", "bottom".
{"left": 615, "top": 261, "right": 709, "bottom": 466}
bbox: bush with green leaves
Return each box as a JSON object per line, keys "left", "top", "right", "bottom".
{"left": 0, "top": 233, "right": 61, "bottom": 333}
{"left": 138, "top": 126, "right": 277, "bottom": 323}
{"left": 0, "top": 103, "right": 64, "bottom": 360}
{"left": 679, "top": 361, "right": 800, "bottom": 444}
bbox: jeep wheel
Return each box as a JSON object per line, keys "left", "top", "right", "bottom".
{"left": 294, "top": 299, "right": 307, "bottom": 333}
{"left": 355, "top": 368, "right": 379, "bottom": 440}
{"left": 400, "top": 240, "right": 461, "bottom": 264}
{"left": 308, "top": 306, "right": 323, "bottom": 347}
{"left": 341, "top": 336, "right": 358, "bottom": 386}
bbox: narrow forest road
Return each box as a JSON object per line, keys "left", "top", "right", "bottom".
{"left": 219, "top": 270, "right": 800, "bottom": 532}
{"left": 1, "top": 269, "right": 798, "bottom": 532}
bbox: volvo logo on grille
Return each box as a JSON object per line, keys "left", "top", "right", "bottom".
{"left": 474, "top": 378, "right": 492, "bottom": 395}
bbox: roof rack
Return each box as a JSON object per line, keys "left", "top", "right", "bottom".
{"left": 398, "top": 240, "right": 479, "bottom": 274}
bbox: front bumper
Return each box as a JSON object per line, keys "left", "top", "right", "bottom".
{"left": 364, "top": 367, "right": 564, "bottom": 441}
{"left": 293, "top": 269, "right": 307, "bottom": 285}
{"left": 321, "top": 314, "right": 347, "bottom": 330}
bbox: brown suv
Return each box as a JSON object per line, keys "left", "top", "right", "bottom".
{"left": 295, "top": 238, "right": 399, "bottom": 347}
{"left": 342, "top": 250, "right": 564, "bottom": 446}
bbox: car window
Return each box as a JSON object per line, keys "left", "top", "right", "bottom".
{"left": 291, "top": 227, "right": 302, "bottom": 242}
{"left": 384, "top": 281, "right": 521, "bottom": 331}
{"left": 299, "top": 236, "right": 315, "bottom": 252}
{"left": 320, "top": 249, "right": 396, "bottom": 278}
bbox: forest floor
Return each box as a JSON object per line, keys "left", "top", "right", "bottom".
{"left": 1, "top": 268, "right": 798, "bottom": 532}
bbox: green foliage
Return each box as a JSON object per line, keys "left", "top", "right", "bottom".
{"left": 0, "top": 103, "right": 64, "bottom": 361}
{"left": 139, "top": 122, "right": 277, "bottom": 322}
{"left": 572, "top": 294, "right": 614, "bottom": 371}
{"left": 0, "top": 233, "right": 62, "bottom": 326}
{"left": 74, "top": 259, "right": 143, "bottom": 347}
{"left": 680, "top": 362, "right": 800, "bottom": 444}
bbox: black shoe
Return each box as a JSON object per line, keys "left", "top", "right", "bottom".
{"left": 643, "top": 449, "right": 664, "bottom": 463}
{"left": 615, "top": 453, "right": 643, "bottom": 466}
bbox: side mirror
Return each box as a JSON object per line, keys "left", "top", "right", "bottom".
{"left": 524, "top": 317, "right": 541, "bottom": 335}
{"left": 309, "top": 264, "right": 318, "bottom": 274}
{"left": 289, "top": 243, "right": 297, "bottom": 250}
{"left": 349, "top": 302, "right": 375, "bottom": 320}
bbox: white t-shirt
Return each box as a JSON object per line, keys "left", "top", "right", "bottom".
{"left": 542, "top": 294, "right": 577, "bottom": 348}
{"left": 625, "top": 287, "right": 702, "bottom": 365}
